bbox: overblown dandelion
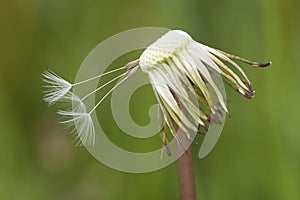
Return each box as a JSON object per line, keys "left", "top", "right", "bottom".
{"left": 42, "top": 30, "right": 270, "bottom": 149}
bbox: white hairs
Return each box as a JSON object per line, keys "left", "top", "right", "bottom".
{"left": 43, "top": 66, "right": 132, "bottom": 146}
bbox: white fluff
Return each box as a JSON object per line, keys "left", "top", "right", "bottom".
{"left": 42, "top": 70, "right": 72, "bottom": 105}
{"left": 42, "top": 68, "right": 129, "bottom": 146}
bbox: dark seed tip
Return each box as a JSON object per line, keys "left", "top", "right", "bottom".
{"left": 248, "top": 85, "right": 253, "bottom": 93}
{"left": 207, "top": 118, "right": 211, "bottom": 124}
{"left": 197, "top": 131, "right": 203, "bottom": 135}
{"left": 227, "top": 112, "right": 231, "bottom": 118}
{"left": 258, "top": 61, "right": 272, "bottom": 68}
{"left": 203, "top": 124, "right": 208, "bottom": 132}
{"left": 243, "top": 93, "right": 253, "bottom": 100}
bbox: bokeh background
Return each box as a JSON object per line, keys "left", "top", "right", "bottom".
{"left": 1, "top": 0, "right": 299, "bottom": 199}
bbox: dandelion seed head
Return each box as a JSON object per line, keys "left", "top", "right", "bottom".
{"left": 140, "top": 30, "right": 192, "bottom": 70}
{"left": 137, "top": 29, "right": 270, "bottom": 144}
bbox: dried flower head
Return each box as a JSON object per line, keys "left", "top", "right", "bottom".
{"left": 43, "top": 30, "right": 270, "bottom": 148}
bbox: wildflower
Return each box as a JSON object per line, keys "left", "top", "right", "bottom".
{"left": 139, "top": 30, "right": 270, "bottom": 149}
{"left": 43, "top": 30, "right": 270, "bottom": 148}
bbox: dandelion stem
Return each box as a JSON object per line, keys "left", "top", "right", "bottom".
{"left": 173, "top": 113, "right": 197, "bottom": 200}
{"left": 177, "top": 145, "right": 197, "bottom": 200}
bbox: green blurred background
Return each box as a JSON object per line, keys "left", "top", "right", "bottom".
{"left": 0, "top": 0, "right": 299, "bottom": 199}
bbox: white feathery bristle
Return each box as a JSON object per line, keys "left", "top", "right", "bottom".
{"left": 58, "top": 94, "right": 95, "bottom": 146}
{"left": 64, "top": 93, "right": 87, "bottom": 113}
{"left": 58, "top": 112, "right": 96, "bottom": 146}
{"left": 42, "top": 70, "right": 72, "bottom": 105}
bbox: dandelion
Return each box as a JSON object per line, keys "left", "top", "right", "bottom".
{"left": 139, "top": 30, "right": 270, "bottom": 149}
{"left": 43, "top": 30, "right": 270, "bottom": 147}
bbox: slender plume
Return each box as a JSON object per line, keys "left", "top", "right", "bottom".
{"left": 42, "top": 61, "right": 139, "bottom": 146}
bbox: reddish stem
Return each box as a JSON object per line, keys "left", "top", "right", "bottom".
{"left": 177, "top": 145, "right": 197, "bottom": 200}
{"left": 172, "top": 95, "right": 197, "bottom": 199}
{"left": 174, "top": 122, "right": 197, "bottom": 200}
